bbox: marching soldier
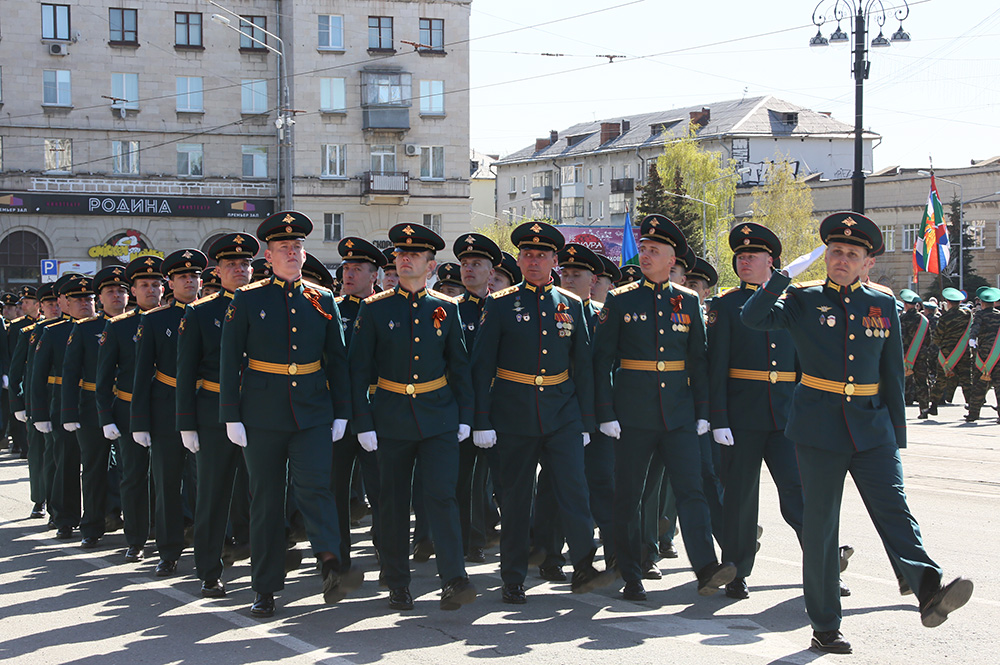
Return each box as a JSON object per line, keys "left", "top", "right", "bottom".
{"left": 471, "top": 221, "right": 615, "bottom": 604}
{"left": 593, "top": 214, "right": 735, "bottom": 602}
{"left": 381, "top": 247, "right": 400, "bottom": 290}
{"left": 250, "top": 258, "right": 273, "bottom": 283}
{"left": 348, "top": 222, "right": 477, "bottom": 612}
{"left": 741, "top": 211, "right": 973, "bottom": 653}
{"left": 177, "top": 233, "right": 259, "bottom": 597}
{"left": 303, "top": 253, "right": 336, "bottom": 289}
{"left": 489, "top": 252, "right": 521, "bottom": 292}
{"left": 930, "top": 288, "right": 974, "bottom": 417}
{"left": 434, "top": 262, "right": 465, "bottom": 298}
{"left": 592, "top": 255, "right": 621, "bottom": 304}
{"left": 6, "top": 287, "right": 39, "bottom": 463}
{"left": 220, "top": 211, "right": 358, "bottom": 618}
{"left": 201, "top": 267, "right": 223, "bottom": 297}
{"left": 899, "top": 290, "right": 932, "bottom": 418}
{"left": 966, "top": 288, "right": 1000, "bottom": 423}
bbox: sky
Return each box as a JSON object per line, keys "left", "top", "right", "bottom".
{"left": 467, "top": 0, "right": 1000, "bottom": 171}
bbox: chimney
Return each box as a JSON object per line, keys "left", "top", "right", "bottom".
{"left": 600, "top": 122, "right": 621, "bottom": 144}
{"left": 689, "top": 107, "right": 711, "bottom": 128}
{"left": 535, "top": 138, "right": 550, "bottom": 152}
{"left": 818, "top": 111, "right": 832, "bottom": 117}
{"left": 550, "top": 130, "right": 559, "bottom": 144}
{"left": 621, "top": 119, "right": 630, "bottom": 133}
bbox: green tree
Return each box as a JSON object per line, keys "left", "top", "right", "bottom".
{"left": 661, "top": 168, "right": 703, "bottom": 255}
{"left": 635, "top": 161, "right": 668, "bottom": 218}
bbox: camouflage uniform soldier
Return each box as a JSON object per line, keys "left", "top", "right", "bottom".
{"left": 965, "top": 288, "right": 1000, "bottom": 423}
{"left": 899, "top": 290, "right": 931, "bottom": 418}
{"left": 929, "top": 289, "right": 974, "bottom": 417}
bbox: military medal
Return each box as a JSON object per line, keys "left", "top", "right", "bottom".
{"left": 259, "top": 310, "right": 266, "bottom": 319}
{"left": 639, "top": 313, "right": 647, "bottom": 321}
{"left": 388, "top": 320, "right": 395, "bottom": 330}
{"left": 214, "top": 319, "right": 221, "bottom": 328}
{"left": 165, "top": 328, "right": 172, "bottom": 337}
{"left": 624, "top": 314, "right": 631, "bottom": 323}
{"left": 826, "top": 315, "right": 836, "bottom": 327}
{"left": 433, "top": 306, "right": 446, "bottom": 336}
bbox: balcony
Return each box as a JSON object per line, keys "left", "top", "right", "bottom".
{"left": 531, "top": 185, "right": 553, "bottom": 200}
{"left": 611, "top": 177, "right": 634, "bottom": 193}
{"left": 362, "top": 107, "right": 410, "bottom": 132}
{"left": 362, "top": 171, "right": 410, "bottom": 205}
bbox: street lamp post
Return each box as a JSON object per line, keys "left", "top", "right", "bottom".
{"left": 209, "top": 1, "right": 293, "bottom": 210}
{"left": 811, "top": 0, "right": 912, "bottom": 214}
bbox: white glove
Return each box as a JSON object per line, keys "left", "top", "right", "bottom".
{"left": 332, "top": 419, "right": 348, "bottom": 443}
{"left": 713, "top": 427, "right": 735, "bottom": 446}
{"left": 63, "top": 422, "right": 81, "bottom": 432}
{"left": 970, "top": 339, "right": 979, "bottom": 349}
{"left": 473, "top": 429, "right": 497, "bottom": 449}
{"left": 14, "top": 410, "right": 27, "bottom": 423}
{"left": 133, "top": 431, "right": 151, "bottom": 448}
{"left": 696, "top": 419, "right": 710, "bottom": 436}
{"left": 358, "top": 431, "right": 378, "bottom": 452}
{"left": 35, "top": 421, "right": 53, "bottom": 433}
{"left": 226, "top": 422, "right": 247, "bottom": 448}
{"left": 2, "top": 375, "right": 8, "bottom": 389}
{"left": 180, "top": 430, "right": 200, "bottom": 453}
{"left": 457, "top": 424, "right": 471, "bottom": 442}
{"left": 599, "top": 420, "right": 622, "bottom": 439}
{"left": 103, "top": 423, "right": 122, "bottom": 440}
{"left": 582, "top": 432, "right": 591, "bottom": 447}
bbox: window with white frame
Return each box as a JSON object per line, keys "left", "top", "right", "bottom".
{"left": 521, "top": 175, "right": 527, "bottom": 192}
{"left": 421, "top": 146, "right": 444, "bottom": 179}
{"left": 239, "top": 16, "right": 266, "bottom": 50}
{"left": 508, "top": 176, "right": 516, "bottom": 193}
{"left": 423, "top": 213, "right": 442, "bottom": 235}
{"left": 43, "top": 70, "right": 71, "bottom": 105}
{"left": 241, "top": 79, "right": 267, "bottom": 114}
{"left": 902, "top": 223, "right": 919, "bottom": 251}
{"left": 637, "top": 163, "right": 644, "bottom": 182}
{"left": 968, "top": 219, "right": 986, "bottom": 248}
{"left": 419, "top": 18, "right": 444, "bottom": 51}
{"left": 587, "top": 201, "right": 593, "bottom": 219}
{"left": 561, "top": 164, "right": 583, "bottom": 184}
{"left": 177, "top": 143, "right": 203, "bottom": 176}
{"left": 362, "top": 71, "right": 411, "bottom": 106}
{"left": 599, "top": 200, "right": 604, "bottom": 218}
{"left": 175, "top": 12, "right": 202, "bottom": 47}
{"left": 112, "top": 140, "right": 139, "bottom": 174}
{"left": 561, "top": 197, "right": 584, "bottom": 220}
{"left": 368, "top": 16, "right": 393, "bottom": 50}
{"left": 318, "top": 15, "right": 344, "bottom": 50}
{"left": 324, "top": 213, "right": 343, "bottom": 242}
{"left": 531, "top": 200, "right": 552, "bottom": 218}
{"left": 109, "top": 8, "right": 137, "bottom": 44}
{"left": 879, "top": 225, "right": 895, "bottom": 252}
{"left": 111, "top": 72, "right": 139, "bottom": 109}
{"left": 369, "top": 144, "right": 396, "bottom": 173}
{"left": 623, "top": 164, "right": 631, "bottom": 179}
{"left": 44, "top": 138, "right": 72, "bottom": 172}
{"left": 419, "top": 80, "right": 444, "bottom": 115}
{"left": 610, "top": 166, "right": 615, "bottom": 181}
{"left": 322, "top": 144, "right": 346, "bottom": 177}
{"left": 598, "top": 166, "right": 604, "bottom": 185}
{"left": 587, "top": 169, "right": 593, "bottom": 186}
{"left": 176, "top": 76, "right": 203, "bottom": 112}
{"left": 320, "top": 78, "right": 346, "bottom": 112}
{"left": 242, "top": 145, "right": 267, "bottom": 177}
{"left": 42, "top": 4, "right": 70, "bottom": 40}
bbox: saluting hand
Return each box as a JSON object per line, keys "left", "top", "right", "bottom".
{"left": 712, "top": 428, "right": 735, "bottom": 446}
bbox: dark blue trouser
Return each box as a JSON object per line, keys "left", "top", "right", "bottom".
{"left": 150, "top": 428, "right": 188, "bottom": 562}
{"left": 77, "top": 424, "right": 111, "bottom": 539}
{"left": 113, "top": 399, "right": 149, "bottom": 548}
{"left": 50, "top": 429, "right": 81, "bottom": 529}
{"left": 194, "top": 412, "right": 245, "bottom": 583}
{"left": 332, "top": 432, "right": 380, "bottom": 566}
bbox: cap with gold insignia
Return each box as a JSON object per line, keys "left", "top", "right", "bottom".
{"left": 1, "top": 292, "right": 18, "bottom": 307}
{"left": 126, "top": 255, "right": 164, "bottom": 281}
{"left": 302, "top": 253, "right": 335, "bottom": 288}
{"left": 94, "top": 265, "right": 130, "bottom": 293}
{"left": 256, "top": 210, "right": 313, "bottom": 243}
{"left": 338, "top": 236, "right": 388, "bottom": 268}
{"left": 729, "top": 222, "right": 782, "bottom": 259}
{"left": 18, "top": 285, "right": 39, "bottom": 302}
{"left": 251, "top": 258, "right": 273, "bottom": 282}
{"left": 435, "top": 262, "right": 463, "bottom": 289}
{"left": 510, "top": 220, "right": 564, "bottom": 252}
{"left": 674, "top": 244, "right": 698, "bottom": 272}
{"left": 53, "top": 272, "right": 83, "bottom": 296}
{"left": 382, "top": 247, "right": 398, "bottom": 271}
{"left": 162, "top": 248, "right": 208, "bottom": 277}
{"left": 495, "top": 251, "right": 521, "bottom": 285}
{"left": 454, "top": 233, "right": 502, "bottom": 266}
{"left": 389, "top": 222, "right": 445, "bottom": 252}
{"left": 201, "top": 266, "right": 223, "bottom": 289}
{"left": 597, "top": 254, "right": 622, "bottom": 284}
{"left": 60, "top": 275, "right": 95, "bottom": 298}
{"left": 819, "top": 211, "right": 882, "bottom": 252}
{"left": 209, "top": 232, "right": 260, "bottom": 262}
{"left": 639, "top": 214, "right": 688, "bottom": 256}
{"left": 37, "top": 283, "right": 58, "bottom": 303}
{"left": 687, "top": 257, "right": 719, "bottom": 288}
{"left": 558, "top": 242, "right": 602, "bottom": 274}
{"left": 617, "top": 264, "right": 642, "bottom": 286}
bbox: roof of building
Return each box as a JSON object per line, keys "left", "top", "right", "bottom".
{"left": 496, "top": 95, "right": 880, "bottom": 165}
{"left": 470, "top": 149, "right": 499, "bottom": 180}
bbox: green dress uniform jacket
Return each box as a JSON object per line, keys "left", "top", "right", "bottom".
{"left": 176, "top": 291, "right": 232, "bottom": 431}
{"left": 61, "top": 314, "right": 111, "bottom": 428}
{"left": 337, "top": 295, "right": 363, "bottom": 346}
{"left": 457, "top": 292, "right": 486, "bottom": 351}
{"left": 30, "top": 317, "right": 74, "bottom": 425}
{"left": 471, "top": 282, "right": 595, "bottom": 435}
{"left": 95, "top": 309, "right": 140, "bottom": 427}
{"left": 132, "top": 302, "right": 187, "bottom": 433}
{"left": 8, "top": 317, "right": 41, "bottom": 414}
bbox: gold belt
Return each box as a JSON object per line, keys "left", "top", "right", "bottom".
{"left": 377, "top": 376, "right": 448, "bottom": 396}
{"left": 47, "top": 376, "right": 63, "bottom": 385}
{"left": 200, "top": 379, "right": 220, "bottom": 393}
{"left": 801, "top": 374, "right": 879, "bottom": 397}
{"left": 114, "top": 387, "right": 132, "bottom": 402}
{"left": 495, "top": 368, "right": 569, "bottom": 386}
{"left": 155, "top": 370, "right": 177, "bottom": 388}
{"left": 81, "top": 381, "right": 97, "bottom": 392}
{"left": 247, "top": 359, "right": 322, "bottom": 376}
{"left": 729, "top": 369, "right": 797, "bottom": 384}
{"left": 620, "top": 359, "right": 685, "bottom": 372}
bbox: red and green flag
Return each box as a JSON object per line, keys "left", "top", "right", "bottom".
{"left": 912, "top": 175, "right": 950, "bottom": 278}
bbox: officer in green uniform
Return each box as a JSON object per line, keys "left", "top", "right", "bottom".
{"left": 489, "top": 252, "right": 521, "bottom": 292}
{"left": 930, "top": 288, "right": 974, "bottom": 418}
{"left": 381, "top": 247, "right": 399, "bottom": 290}
{"left": 899, "top": 290, "right": 932, "bottom": 417}
{"left": 6, "top": 287, "right": 39, "bottom": 466}
{"left": 176, "top": 233, "right": 259, "bottom": 597}
{"left": 434, "top": 262, "right": 465, "bottom": 298}
{"left": 200, "top": 267, "right": 223, "bottom": 297}
{"left": 303, "top": 253, "right": 335, "bottom": 289}
{"left": 220, "top": 211, "right": 359, "bottom": 618}
{"left": 250, "top": 258, "right": 273, "bottom": 283}
{"left": 966, "top": 288, "right": 1000, "bottom": 422}
{"left": 96, "top": 257, "right": 164, "bottom": 562}
{"left": 741, "top": 211, "right": 974, "bottom": 653}
{"left": 349, "top": 222, "right": 477, "bottom": 612}
{"left": 591, "top": 255, "right": 621, "bottom": 304}
{"left": 617, "top": 264, "right": 642, "bottom": 286}
{"left": 594, "top": 214, "right": 735, "bottom": 602}
{"left": 471, "top": 221, "right": 614, "bottom": 604}
{"left": 132, "top": 249, "right": 207, "bottom": 576}
{"left": 61, "top": 267, "right": 129, "bottom": 548}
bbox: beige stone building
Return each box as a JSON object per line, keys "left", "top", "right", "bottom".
{"left": 0, "top": 0, "right": 471, "bottom": 290}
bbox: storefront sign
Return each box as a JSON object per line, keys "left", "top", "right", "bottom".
{"left": 88, "top": 231, "right": 164, "bottom": 265}
{"left": 0, "top": 192, "right": 274, "bottom": 219}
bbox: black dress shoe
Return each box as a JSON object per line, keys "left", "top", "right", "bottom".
{"left": 124, "top": 545, "right": 145, "bottom": 562}
{"left": 55, "top": 526, "right": 74, "bottom": 540}
{"left": 222, "top": 541, "right": 251, "bottom": 567}
{"left": 29, "top": 503, "right": 45, "bottom": 519}
{"left": 389, "top": 586, "right": 414, "bottom": 610}
{"left": 349, "top": 497, "right": 370, "bottom": 523}
{"left": 321, "top": 558, "right": 363, "bottom": 604}
{"left": 104, "top": 514, "right": 124, "bottom": 533}
{"left": 929, "top": 403, "right": 939, "bottom": 416}
{"left": 284, "top": 547, "right": 303, "bottom": 573}
{"left": 539, "top": 565, "right": 567, "bottom": 582}
{"left": 811, "top": 629, "right": 852, "bottom": 654}
{"left": 250, "top": 592, "right": 275, "bottom": 617}
{"left": 726, "top": 577, "right": 750, "bottom": 600}
{"left": 658, "top": 541, "right": 679, "bottom": 559}
{"left": 155, "top": 559, "right": 177, "bottom": 577}
{"left": 501, "top": 583, "right": 527, "bottom": 604}
{"left": 199, "top": 578, "right": 225, "bottom": 597}
{"left": 571, "top": 564, "right": 616, "bottom": 594}
{"left": 622, "top": 580, "right": 647, "bottom": 601}
{"left": 839, "top": 545, "right": 854, "bottom": 573}
{"left": 440, "top": 576, "right": 477, "bottom": 611}
{"left": 413, "top": 539, "right": 435, "bottom": 562}
{"left": 80, "top": 536, "right": 100, "bottom": 549}
{"left": 641, "top": 561, "right": 662, "bottom": 580}
{"left": 696, "top": 561, "right": 737, "bottom": 596}
{"left": 840, "top": 578, "right": 852, "bottom": 597}
{"left": 527, "top": 547, "right": 546, "bottom": 568}
{"left": 897, "top": 575, "right": 913, "bottom": 596}
{"left": 920, "top": 577, "right": 974, "bottom": 628}
{"left": 465, "top": 547, "right": 486, "bottom": 564}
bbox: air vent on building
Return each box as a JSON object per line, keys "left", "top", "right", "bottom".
{"left": 48, "top": 43, "right": 68, "bottom": 56}
{"left": 404, "top": 144, "right": 419, "bottom": 156}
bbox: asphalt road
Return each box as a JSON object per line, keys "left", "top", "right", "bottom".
{"left": 1, "top": 402, "right": 997, "bottom": 664}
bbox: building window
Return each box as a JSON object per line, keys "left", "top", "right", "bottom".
{"left": 637, "top": 163, "right": 644, "bottom": 183}
{"left": 44, "top": 138, "right": 72, "bottom": 172}
{"left": 42, "top": 4, "right": 70, "bottom": 40}
{"left": 522, "top": 175, "right": 527, "bottom": 192}
{"left": 509, "top": 176, "right": 516, "bottom": 194}
{"left": 109, "top": 8, "right": 137, "bottom": 44}
{"left": 176, "top": 76, "right": 203, "bottom": 112}
{"left": 111, "top": 140, "right": 139, "bottom": 174}
{"left": 587, "top": 201, "right": 593, "bottom": 219}
{"left": 902, "top": 223, "right": 918, "bottom": 251}
{"left": 599, "top": 200, "right": 604, "bottom": 218}
{"left": 111, "top": 72, "right": 139, "bottom": 109}
{"left": 419, "top": 18, "right": 444, "bottom": 51}
{"left": 423, "top": 213, "right": 442, "bottom": 235}
{"left": 362, "top": 71, "right": 410, "bottom": 106}
{"left": 324, "top": 213, "right": 343, "bottom": 242}
{"left": 43, "top": 70, "right": 71, "bottom": 106}
{"left": 561, "top": 197, "right": 584, "bottom": 220}
{"left": 370, "top": 144, "right": 396, "bottom": 173}
{"left": 242, "top": 145, "right": 267, "bottom": 177}
{"left": 322, "top": 144, "right": 346, "bottom": 177}
{"left": 531, "top": 200, "right": 552, "bottom": 219}
{"left": 0, "top": 230, "right": 50, "bottom": 287}
{"left": 177, "top": 143, "right": 203, "bottom": 176}
{"left": 599, "top": 166, "right": 605, "bottom": 185}
{"left": 419, "top": 80, "right": 444, "bottom": 115}
{"left": 968, "top": 219, "right": 986, "bottom": 249}
{"left": 318, "top": 15, "right": 344, "bottom": 50}
{"left": 623, "top": 164, "right": 631, "bottom": 179}
{"left": 320, "top": 78, "right": 346, "bottom": 112}
{"left": 241, "top": 79, "right": 268, "bottom": 114}
{"left": 533, "top": 171, "right": 552, "bottom": 189}
{"left": 239, "top": 16, "right": 266, "bottom": 50}
{"left": 368, "top": 16, "right": 393, "bottom": 50}
{"left": 420, "top": 146, "right": 444, "bottom": 179}
{"left": 587, "top": 169, "right": 593, "bottom": 186}
{"left": 610, "top": 193, "right": 628, "bottom": 215}
{"left": 879, "top": 225, "right": 895, "bottom": 252}
{"left": 175, "top": 12, "right": 202, "bottom": 47}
